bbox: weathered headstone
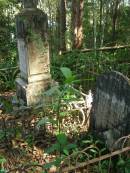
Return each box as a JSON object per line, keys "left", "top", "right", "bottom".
{"left": 22, "top": 0, "right": 38, "bottom": 8}
{"left": 91, "top": 71, "right": 130, "bottom": 148}
{"left": 16, "top": 0, "right": 51, "bottom": 106}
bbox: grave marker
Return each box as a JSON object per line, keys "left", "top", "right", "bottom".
{"left": 16, "top": 0, "right": 51, "bottom": 106}
{"left": 91, "top": 71, "right": 130, "bottom": 148}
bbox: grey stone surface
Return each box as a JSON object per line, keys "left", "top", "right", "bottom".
{"left": 22, "top": 0, "right": 38, "bottom": 8}
{"left": 91, "top": 71, "right": 130, "bottom": 148}
{"left": 16, "top": 1, "right": 51, "bottom": 106}
{"left": 16, "top": 77, "right": 51, "bottom": 106}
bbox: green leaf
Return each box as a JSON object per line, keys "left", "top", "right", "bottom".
{"left": 66, "top": 143, "right": 77, "bottom": 150}
{"left": 0, "top": 131, "right": 5, "bottom": 141}
{"left": 44, "top": 86, "right": 61, "bottom": 96}
{"left": 44, "top": 161, "right": 55, "bottom": 169}
{"left": 54, "top": 157, "right": 62, "bottom": 166}
{"left": 65, "top": 76, "right": 75, "bottom": 84}
{"left": 100, "top": 148, "right": 107, "bottom": 154}
{"left": 125, "top": 168, "right": 130, "bottom": 173}
{"left": 0, "top": 169, "right": 7, "bottom": 173}
{"left": 117, "top": 158, "right": 125, "bottom": 167}
{"left": 50, "top": 119, "right": 58, "bottom": 125}
{"left": 90, "top": 149, "right": 98, "bottom": 154}
{"left": 56, "top": 133, "right": 67, "bottom": 146}
{"left": 60, "top": 67, "right": 73, "bottom": 79}
{"left": 0, "top": 156, "right": 6, "bottom": 164}
{"left": 95, "top": 140, "right": 104, "bottom": 145}
{"left": 126, "top": 158, "right": 130, "bottom": 164}
{"left": 59, "top": 111, "right": 68, "bottom": 117}
{"left": 82, "top": 140, "right": 92, "bottom": 145}
{"left": 46, "top": 143, "right": 59, "bottom": 154}
{"left": 44, "top": 157, "right": 62, "bottom": 169}
{"left": 63, "top": 148, "right": 69, "bottom": 156}
{"left": 37, "top": 117, "right": 50, "bottom": 127}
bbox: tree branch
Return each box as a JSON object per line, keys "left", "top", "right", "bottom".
{"left": 62, "top": 45, "right": 130, "bottom": 54}
{"left": 60, "top": 146, "right": 130, "bottom": 172}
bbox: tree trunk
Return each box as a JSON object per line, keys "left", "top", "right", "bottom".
{"left": 59, "top": 0, "right": 66, "bottom": 51}
{"left": 72, "top": 0, "right": 84, "bottom": 49}
{"left": 92, "top": 0, "right": 97, "bottom": 57}
{"left": 111, "top": 0, "right": 121, "bottom": 45}
{"left": 56, "top": 5, "right": 60, "bottom": 52}
{"left": 99, "top": 0, "right": 103, "bottom": 35}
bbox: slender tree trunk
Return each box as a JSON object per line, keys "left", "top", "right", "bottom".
{"left": 72, "top": 0, "right": 84, "bottom": 49}
{"left": 112, "top": 0, "right": 121, "bottom": 45}
{"left": 99, "top": 0, "right": 103, "bottom": 35}
{"left": 46, "top": 0, "right": 53, "bottom": 56}
{"left": 100, "top": 0, "right": 108, "bottom": 48}
{"left": 93, "top": 0, "right": 97, "bottom": 57}
{"left": 59, "top": 0, "right": 66, "bottom": 51}
{"left": 56, "top": 5, "right": 60, "bottom": 52}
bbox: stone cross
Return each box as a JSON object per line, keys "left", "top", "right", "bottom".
{"left": 16, "top": 0, "right": 51, "bottom": 106}
{"left": 91, "top": 71, "right": 130, "bottom": 148}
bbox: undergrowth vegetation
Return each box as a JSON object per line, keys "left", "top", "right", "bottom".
{"left": 51, "top": 49, "right": 130, "bottom": 92}
{"left": 0, "top": 66, "right": 130, "bottom": 172}
{"left": 0, "top": 48, "right": 130, "bottom": 92}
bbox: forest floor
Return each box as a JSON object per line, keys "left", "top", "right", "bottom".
{"left": 0, "top": 92, "right": 55, "bottom": 172}
{"left": 1, "top": 91, "right": 129, "bottom": 173}
{"left": 0, "top": 91, "right": 89, "bottom": 173}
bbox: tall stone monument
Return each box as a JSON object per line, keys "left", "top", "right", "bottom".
{"left": 16, "top": 0, "right": 51, "bottom": 106}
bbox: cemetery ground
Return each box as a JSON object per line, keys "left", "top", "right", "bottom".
{"left": 0, "top": 45, "right": 130, "bottom": 173}
{"left": 1, "top": 50, "right": 130, "bottom": 173}
{"left": 0, "top": 74, "right": 130, "bottom": 173}
{"left": 0, "top": 87, "right": 92, "bottom": 173}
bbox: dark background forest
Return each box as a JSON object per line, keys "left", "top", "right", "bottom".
{"left": 1, "top": 0, "right": 130, "bottom": 92}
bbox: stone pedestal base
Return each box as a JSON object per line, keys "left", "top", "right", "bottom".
{"left": 16, "top": 77, "right": 51, "bottom": 106}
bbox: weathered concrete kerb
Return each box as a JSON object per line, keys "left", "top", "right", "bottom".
{"left": 91, "top": 71, "right": 130, "bottom": 148}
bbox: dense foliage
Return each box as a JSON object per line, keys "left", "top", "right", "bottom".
{"left": 0, "top": 0, "right": 130, "bottom": 172}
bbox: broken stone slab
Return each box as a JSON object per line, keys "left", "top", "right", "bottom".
{"left": 91, "top": 71, "right": 130, "bottom": 149}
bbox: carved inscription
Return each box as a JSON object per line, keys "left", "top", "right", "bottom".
{"left": 28, "top": 41, "right": 50, "bottom": 75}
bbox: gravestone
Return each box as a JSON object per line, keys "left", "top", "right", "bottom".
{"left": 91, "top": 71, "right": 130, "bottom": 148}
{"left": 16, "top": 0, "right": 51, "bottom": 106}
